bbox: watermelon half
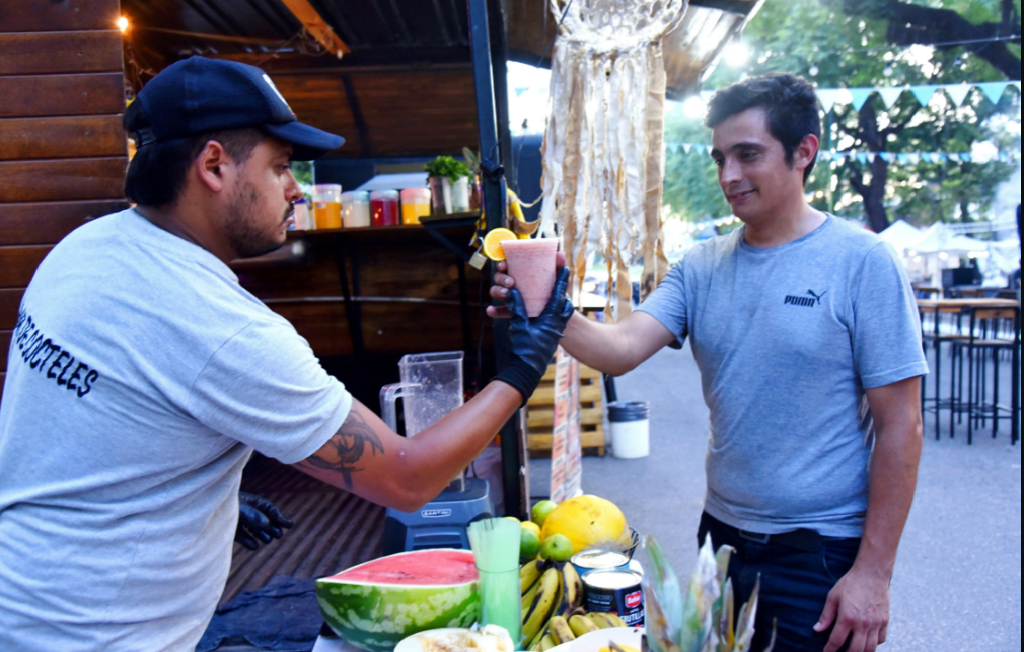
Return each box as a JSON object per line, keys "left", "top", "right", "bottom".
{"left": 315, "top": 548, "right": 481, "bottom": 652}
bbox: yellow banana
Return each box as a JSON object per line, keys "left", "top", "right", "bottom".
{"left": 521, "top": 559, "right": 545, "bottom": 595}
{"left": 590, "top": 612, "right": 629, "bottom": 628}
{"left": 569, "top": 614, "right": 601, "bottom": 637}
{"left": 522, "top": 577, "right": 542, "bottom": 619}
{"left": 522, "top": 567, "right": 561, "bottom": 644}
{"left": 538, "top": 634, "right": 557, "bottom": 651}
{"left": 549, "top": 616, "right": 576, "bottom": 645}
{"left": 560, "top": 562, "right": 583, "bottom": 614}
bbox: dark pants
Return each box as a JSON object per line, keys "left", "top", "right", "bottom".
{"left": 697, "top": 512, "right": 860, "bottom": 652}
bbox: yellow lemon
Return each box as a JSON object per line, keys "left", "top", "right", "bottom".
{"left": 482, "top": 228, "right": 518, "bottom": 261}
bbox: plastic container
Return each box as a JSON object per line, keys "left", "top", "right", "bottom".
{"left": 342, "top": 191, "right": 370, "bottom": 228}
{"left": 290, "top": 198, "right": 312, "bottom": 230}
{"left": 501, "top": 238, "right": 558, "bottom": 317}
{"left": 608, "top": 401, "right": 649, "bottom": 458}
{"left": 370, "top": 189, "right": 399, "bottom": 227}
{"left": 311, "top": 183, "right": 342, "bottom": 229}
{"left": 399, "top": 187, "right": 431, "bottom": 225}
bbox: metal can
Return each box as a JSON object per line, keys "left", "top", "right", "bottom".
{"left": 571, "top": 549, "right": 631, "bottom": 578}
{"left": 581, "top": 568, "right": 644, "bottom": 627}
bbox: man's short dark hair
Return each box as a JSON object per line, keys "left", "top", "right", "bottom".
{"left": 706, "top": 73, "right": 821, "bottom": 184}
{"left": 123, "top": 101, "right": 265, "bottom": 207}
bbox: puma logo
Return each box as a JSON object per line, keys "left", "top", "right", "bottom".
{"left": 784, "top": 289, "right": 827, "bottom": 308}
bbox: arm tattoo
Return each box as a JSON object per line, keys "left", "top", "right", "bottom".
{"left": 300, "top": 410, "right": 385, "bottom": 489}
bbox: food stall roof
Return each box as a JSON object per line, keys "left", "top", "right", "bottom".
{"left": 120, "top": 0, "right": 762, "bottom": 158}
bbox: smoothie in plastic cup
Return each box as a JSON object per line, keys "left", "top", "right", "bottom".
{"left": 502, "top": 238, "right": 558, "bottom": 318}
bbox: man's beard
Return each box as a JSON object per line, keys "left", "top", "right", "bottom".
{"left": 225, "top": 181, "right": 292, "bottom": 259}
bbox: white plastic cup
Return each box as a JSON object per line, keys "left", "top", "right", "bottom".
{"left": 608, "top": 401, "right": 649, "bottom": 459}
{"left": 341, "top": 191, "right": 370, "bottom": 228}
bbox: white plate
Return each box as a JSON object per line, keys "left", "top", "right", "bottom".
{"left": 393, "top": 628, "right": 470, "bottom": 652}
{"left": 569, "top": 627, "right": 644, "bottom": 652}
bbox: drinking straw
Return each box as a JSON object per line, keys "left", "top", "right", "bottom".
{"left": 467, "top": 518, "right": 524, "bottom": 648}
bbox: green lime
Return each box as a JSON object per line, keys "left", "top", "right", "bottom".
{"left": 531, "top": 500, "right": 557, "bottom": 529}
{"left": 521, "top": 520, "right": 541, "bottom": 538}
{"left": 539, "top": 533, "right": 573, "bottom": 562}
{"left": 504, "top": 516, "right": 521, "bottom": 526}
{"left": 520, "top": 527, "right": 541, "bottom": 560}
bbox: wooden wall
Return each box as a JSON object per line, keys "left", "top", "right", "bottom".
{"left": 0, "top": 0, "right": 129, "bottom": 405}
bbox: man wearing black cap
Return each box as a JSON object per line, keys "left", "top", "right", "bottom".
{"left": 0, "top": 57, "right": 571, "bottom": 651}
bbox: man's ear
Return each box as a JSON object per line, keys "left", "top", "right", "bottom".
{"left": 794, "top": 133, "right": 819, "bottom": 175}
{"left": 195, "top": 140, "right": 230, "bottom": 193}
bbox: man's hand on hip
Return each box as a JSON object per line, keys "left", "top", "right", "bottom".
{"left": 814, "top": 562, "right": 890, "bottom": 652}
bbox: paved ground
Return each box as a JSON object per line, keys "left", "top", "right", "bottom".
{"left": 529, "top": 343, "right": 1021, "bottom": 652}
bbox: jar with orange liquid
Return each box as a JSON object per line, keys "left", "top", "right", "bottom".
{"left": 399, "top": 188, "right": 431, "bottom": 225}
{"left": 311, "top": 184, "right": 342, "bottom": 229}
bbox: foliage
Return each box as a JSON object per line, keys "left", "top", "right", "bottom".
{"left": 424, "top": 155, "right": 472, "bottom": 183}
{"left": 664, "top": 0, "right": 1020, "bottom": 231}
{"left": 290, "top": 161, "right": 313, "bottom": 187}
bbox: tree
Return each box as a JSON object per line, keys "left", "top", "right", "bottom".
{"left": 832, "top": 0, "right": 1021, "bottom": 79}
{"left": 674, "top": 0, "right": 1021, "bottom": 232}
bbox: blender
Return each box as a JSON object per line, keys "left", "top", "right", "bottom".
{"left": 380, "top": 351, "right": 494, "bottom": 554}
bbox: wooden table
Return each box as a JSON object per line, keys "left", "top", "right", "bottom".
{"left": 917, "top": 298, "right": 1020, "bottom": 443}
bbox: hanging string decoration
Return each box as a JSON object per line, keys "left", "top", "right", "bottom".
{"left": 540, "top": 0, "right": 686, "bottom": 319}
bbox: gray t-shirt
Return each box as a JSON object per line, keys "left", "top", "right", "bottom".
{"left": 638, "top": 215, "right": 927, "bottom": 537}
{"left": 0, "top": 209, "right": 352, "bottom": 651}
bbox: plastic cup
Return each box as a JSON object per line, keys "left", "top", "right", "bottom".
{"left": 312, "top": 184, "right": 342, "bottom": 229}
{"left": 399, "top": 188, "right": 431, "bottom": 225}
{"left": 370, "top": 189, "right": 399, "bottom": 227}
{"left": 502, "top": 238, "right": 558, "bottom": 318}
{"left": 342, "top": 191, "right": 370, "bottom": 228}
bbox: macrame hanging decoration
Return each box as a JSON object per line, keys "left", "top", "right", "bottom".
{"left": 539, "top": 0, "right": 685, "bottom": 320}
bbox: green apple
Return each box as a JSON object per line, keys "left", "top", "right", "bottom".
{"left": 539, "top": 533, "right": 573, "bottom": 562}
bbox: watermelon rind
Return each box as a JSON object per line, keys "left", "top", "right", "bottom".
{"left": 315, "top": 549, "right": 481, "bottom": 652}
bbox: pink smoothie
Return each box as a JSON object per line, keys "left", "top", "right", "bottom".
{"left": 502, "top": 238, "right": 558, "bottom": 317}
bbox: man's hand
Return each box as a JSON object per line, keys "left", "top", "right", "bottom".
{"left": 814, "top": 563, "right": 890, "bottom": 652}
{"left": 236, "top": 492, "right": 293, "bottom": 551}
{"left": 493, "top": 265, "right": 574, "bottom": 403}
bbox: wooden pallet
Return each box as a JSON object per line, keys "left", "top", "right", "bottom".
{"left": 526, "top": 362, "right": 606, "bottom": 457}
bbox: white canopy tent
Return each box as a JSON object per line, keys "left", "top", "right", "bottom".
{"left": 879, "top": 219, "right": 922, "bottom": 251}
{"left": 907, "top": 222, "right": 988, "bottom": 255}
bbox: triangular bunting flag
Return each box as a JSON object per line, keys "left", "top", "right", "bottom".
{"left": 683, "top": 143, "right": 692, "bottom": 153}
{"left": 515, "top": 87, "right": 528, "bottom": 97}
{"left": 897, "top": 153, "right": 909, "bottom": 164}
{"left": 948, "top": 153, "right": 961, "bottom": 162}
{"left": 911, "top": 84, "right": 940, "bottom": 106}
{"left": 848, "top": 87, "right": 873, "bottom": 111}
{"left": 817, "top": 89, "right": 839, "bottom": 114}
{"left": 867, "top": 152, "right": 877, "bottom": 162}
{"left": 977, "top": 81, "right": 1008, "bottom": 105}
{"left": 907, "top": 153, "right": 921, "bottom": 165}
{"left": 960, "top": 153, "right": 971, "bottom": 162}
{"left": 818, "top": 150, "right": 832, "bottom": 160}
{"left": 944, "top": 83, "right": 972, "bottom": 106}
{"left": 877, "top": 87, "right": 903, "bottom": 109}
{"left": 920, "top": 153, "right": 933, "bottom": 163}
{"left": 939, "top": 153, "right": 948, "bottom": 162}
{"left": 880, "top": 152, "right": 893, "bottom": 163}
{"left": 1012, "top": 81, "right": 1021, "bottom": 92}
{"left": 856, "top": 152, "right": 868, "bottom": 164}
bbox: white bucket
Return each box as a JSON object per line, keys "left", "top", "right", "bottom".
{"left": 608, "top": 401, "right": 649, "bottom": 459}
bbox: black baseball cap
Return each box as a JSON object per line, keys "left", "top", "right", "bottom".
{"left": 135, "top": 56, "right": 344, "bottom": 161}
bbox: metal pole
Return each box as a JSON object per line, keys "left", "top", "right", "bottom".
{"left": 467, "top": 0, "right": 525, "bottom": 518}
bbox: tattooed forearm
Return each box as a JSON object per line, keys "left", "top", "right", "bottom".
{"left": 299, "top": 410, "right": 385, "bottom": 489}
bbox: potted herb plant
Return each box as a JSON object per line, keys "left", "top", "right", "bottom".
{"left": 424, "top": 155, "right": 472, "bottom": 214}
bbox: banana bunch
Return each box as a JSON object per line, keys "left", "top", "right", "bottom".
{"left": 520, "top": 559, "right": 627, "bottom": 650}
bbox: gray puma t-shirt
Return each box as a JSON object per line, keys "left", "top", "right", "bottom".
{"left": 638, "top": 215, "right": 927, "bottom": 537}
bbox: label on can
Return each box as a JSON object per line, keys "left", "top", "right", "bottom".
{"left": 582, "top": 568, "right": 644, "bottom": 627}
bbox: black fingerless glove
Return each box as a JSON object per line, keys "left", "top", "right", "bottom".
{"left": 495, "top": 266, "right": 575, "bottom": 405}
{"left": 236, "top": 492, "right": 294, "bottom": 551}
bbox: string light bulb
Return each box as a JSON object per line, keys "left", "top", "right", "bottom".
{"left": 117, "top": 16, "right": 129, "bottom": 33}
{"left": 883, "top": 63, "right": 894, "bottom": 77}
{"left": 809, "top": 62, "right": 819, "bottom": 77}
